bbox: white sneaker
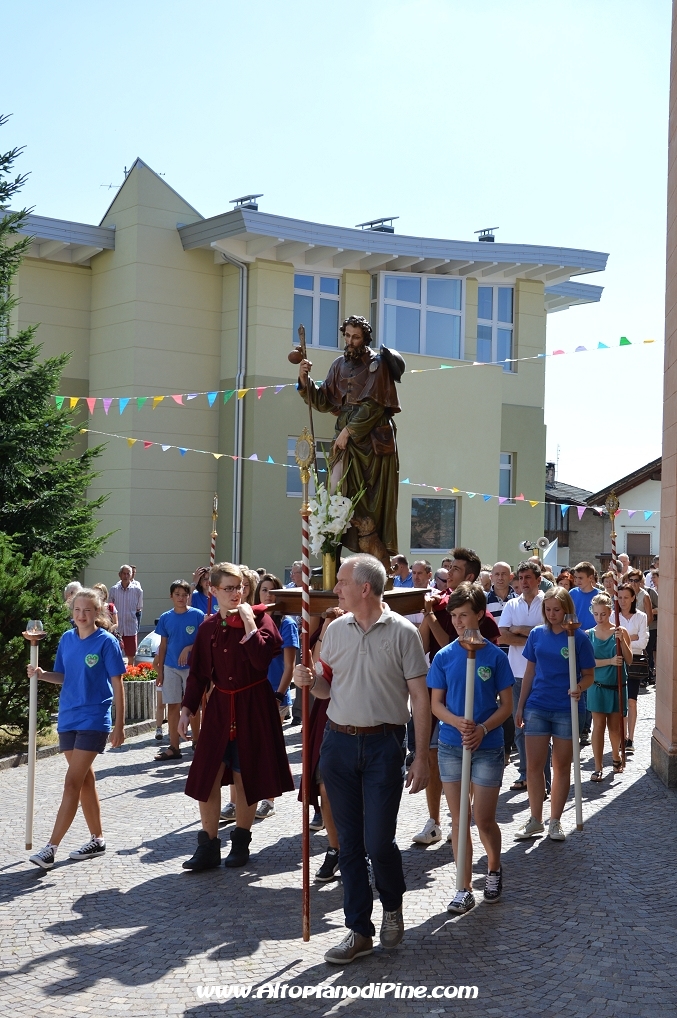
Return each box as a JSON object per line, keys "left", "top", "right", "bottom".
{"left": 69, "top": 836, "right": 106, "bottom": 860}
{"left": 514, "top": 817, "right": 545, "bottom": 840}
{"left": 412, "top": 818, "right": 442, "bottom": 844}
{"left": 548, "top": 819, "right": 566, "bottom": 841}
{"left": 255, "top": 800, "right": 275, "bottom": 820}
{"left": 29, "top": 844, "right": 55, "bottom": 870}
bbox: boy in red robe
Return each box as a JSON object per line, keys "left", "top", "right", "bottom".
{"left": 179, "top": 563, "right": 294, "bottom": 870}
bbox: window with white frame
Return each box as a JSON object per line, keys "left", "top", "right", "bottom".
{"left": 379, "top": 274, "right": 463, "bottom": 358}
{"left": 410, "top": 497, "right": 457, "bottom": 551}
{"left": 293, "top": 274, "right": 341, "bottom": 348}
{"left": 286, "top": 438, "right": 329, "bottom": 497}
{"left": 477, "top": 285, "right": 514, "bottom": 372}
{"left": 499, "top": 453, "right": 514, "bottom": 503}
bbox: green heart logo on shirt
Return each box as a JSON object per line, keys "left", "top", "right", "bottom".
{"left": 85, "top": 654, "right": 99, "bottom": 667}
{"left": 185, "top": 626, "right": 195, "bottom": 634}
{"left": 477, "top": 666, "right": 492, "bottom": 681}
{"left": 561, "top": 647, "right": 569, "bottom": 659}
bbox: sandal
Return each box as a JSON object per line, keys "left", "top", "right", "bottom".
{"left": 155, "top": 746, "right": 182, "bottom": 761}
{"left": 613, "top": 759, "right": 623, "bottom": 773}
{"left": 590, "top": 770, "right": 604, "bottom": 782}
{"left": 510, "top": 779, "right": 528, "bottom": 791}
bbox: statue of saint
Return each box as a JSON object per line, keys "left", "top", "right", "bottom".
{"left": 297, "top": 315, "right": 404, "bottom": 572}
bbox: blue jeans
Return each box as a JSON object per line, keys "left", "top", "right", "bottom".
{"left": 320, "top": 725, "right": 407, "bottom": 938}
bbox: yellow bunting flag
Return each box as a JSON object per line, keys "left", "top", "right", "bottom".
{"left": 212, "top": 453, "right": 223, "bottom": 459}
{"left": 529, "top": 500, "right": 540, "bottom": 507}
{"left": 237, "top": 389, "right": 250, "bottom": 399}
{"left": 127, "top": 438, "right": 137, "bottom": 447}
{"left": 69, "top": 397, "right": 79, "bottom": 409}
{"left": 153, "top": 396, "right": 164, "bottom": 409}
{"left": 452, "top": 487, "right": 460, "bottom": 493}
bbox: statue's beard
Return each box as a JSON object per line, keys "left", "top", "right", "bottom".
{"left": 344, "top": 342, "right": 367, "bottom": 362}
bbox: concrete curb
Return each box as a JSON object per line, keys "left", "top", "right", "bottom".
{"left": 0, "top": 720, "right": 157, "bottom": 772}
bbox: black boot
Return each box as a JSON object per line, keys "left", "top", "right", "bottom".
{"left": 182, "top": 830, "right": 221, "bottom": 871}
{"left": 224, "top": 826, "right": 252, "bottom": 868}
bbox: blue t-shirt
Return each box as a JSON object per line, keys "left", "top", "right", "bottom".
{"left": 54, "top": 627, "right": 126, "bottom": 732}
{"left": 427, "top": 639, "right": 515, "bottom": 748}
{"left": 156, "top": 606, "right": 205, "bottom": 669}
{"left": 191, "top": 589, "right": 218, "bottom": 615}
{"left": 522, "top": 625, "right": 596, "bottom": 713}
{"left": 267, "top": 616, "right": 299, "bottom": 707}
{"left": 393, "top": 573, "right": 414, "bottom": 588}
{"left": 569, "top": 587, "right": 598, "bottom": 632}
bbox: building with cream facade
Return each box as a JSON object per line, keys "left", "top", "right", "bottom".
{"left": 13, "top": 159, "right": 608, "bottom": 622}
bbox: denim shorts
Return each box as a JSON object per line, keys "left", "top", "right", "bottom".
{"left": 222, "top": 739, "right": 241, "bottom": 773}
{"left": 437, "top": 742, "right": 505, "bottom": 788}
{"left": 58, "top": 729, "right": 109, "bottom": 754}
{"left": 524, "top": 707, "right": 584, "bottom": 740}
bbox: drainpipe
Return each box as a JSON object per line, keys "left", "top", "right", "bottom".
{"left": 220, "top": 253, "right": 248, "bottom": 563}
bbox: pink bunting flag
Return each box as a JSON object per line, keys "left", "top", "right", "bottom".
{"left": 86, "top": 398, "right": 97, "bottom": 414}
{"left": 515, "top": 493, "right": 525, "bottom": 501}
{"left": 103, "top": 398, "right": 113, "bottom": 415}
{"left": 577, "top": 506, "right": 586, "bottom": 520}
{"left": 171, "top": 395, "right": 183, "bottom": 405}
{"left": 143, "top": 441, "right": 153, "bottom": 449}
{"left": 553, "top": 350, "right": 565, "bottom": 355}
{"left": 257, "top": 387, "right": 265, "bottom": 399}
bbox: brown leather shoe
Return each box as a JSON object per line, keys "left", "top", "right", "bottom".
{"left": 324, "top": 930, "right": 374, "bottom": 965}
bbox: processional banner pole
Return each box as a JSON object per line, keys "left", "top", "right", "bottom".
{"left": 295, "top": 428, "right": 315, "bottom": 942}
{"left": 564, "top": 614, "right": 584, "bottom": 830}
{"left": 23, "top": 621, "right": 46, "bottom": 850}
{"left": 455, "top": 629, "right": 484, "bottom": 893}
{"left": 605, "top": 492, "right": 626, "bottom": 769}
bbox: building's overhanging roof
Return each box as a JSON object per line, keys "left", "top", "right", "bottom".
{"left": 586, "top": 457, "right": 662, "bottom": 505}
{"left": 13, "top": 212, "right": 115, "bottom": 265}
{"left": 545, "top": 480, "right": 594, "bottom": 506}
{"left": 544, "top": 280, "right": 603, "bottom": 314}
{"left": 178, "top": 207, "right": 609, "bottom": 286}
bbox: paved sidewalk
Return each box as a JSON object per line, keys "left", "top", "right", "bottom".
{"left": 0, "top": 688, "right": 675, "bottom": 1017}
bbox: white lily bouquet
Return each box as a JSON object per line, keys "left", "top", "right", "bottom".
{"left": 308, "top": 472, "right": 365, "bottom": 556}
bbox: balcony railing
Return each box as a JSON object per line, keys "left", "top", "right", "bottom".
{"left": 598, "top": 554, "right": 654, "bottom": 574}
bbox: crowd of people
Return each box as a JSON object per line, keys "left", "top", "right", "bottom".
{"left": 24, "top": 546, "right": 658, "bottom": 965}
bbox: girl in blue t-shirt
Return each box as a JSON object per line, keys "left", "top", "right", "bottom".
{"left": 26, "top": 588, "right": 126, "bottom": 871}
{"left": 428, "top": 582, "right": 514, "bottom": 915}
{"left": 515, "top": 586, "right": 595, "bottom": 843}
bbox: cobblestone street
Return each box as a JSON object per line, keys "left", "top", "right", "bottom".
{"left": 1, "top": 688, "right": 675, "bottom": 1018}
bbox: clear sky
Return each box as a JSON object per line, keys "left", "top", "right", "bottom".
{"left": 4, "top": 0, "right": 671, "bottom": 493}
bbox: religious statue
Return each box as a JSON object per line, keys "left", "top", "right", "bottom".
{"left": 296, "top": 315, "right": 404, "bottom": 573}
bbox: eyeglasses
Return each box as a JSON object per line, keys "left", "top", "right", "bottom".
{"left": 216, "top": 584, "right": 243, "bottom": 593}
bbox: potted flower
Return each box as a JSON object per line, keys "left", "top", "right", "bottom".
{"left": 118, "top": 661, "right": 159, "bottom": 724}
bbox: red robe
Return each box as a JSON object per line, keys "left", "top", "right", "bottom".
{"left": 428, "top": 593, "right": 501, "bottom": 660}
{"left": 182, "top": 611, "right": 294, "bottom": 805}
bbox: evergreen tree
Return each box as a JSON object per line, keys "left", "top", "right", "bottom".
{"left": 0, "top": 115, "right": 108, "bottom": 573}
{"left": 0, "top": 115, "right": 110, "bottom": 736}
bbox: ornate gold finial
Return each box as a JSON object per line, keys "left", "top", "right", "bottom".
{"left": 295, "top": 427, "right": 315, "bottom": 502}
{"left": 605, "top": 490, "right": 620, "bottom": 517}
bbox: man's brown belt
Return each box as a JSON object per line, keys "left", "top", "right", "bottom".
{"left": 328, "top": 720, "right": 403, "bottom": 736}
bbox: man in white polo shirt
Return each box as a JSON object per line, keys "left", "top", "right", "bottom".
{"left": 499, "top": 560, "right": 545, "bottom": 792}
{"left": 294, "top": 554, "right": 430, "bottom": 965}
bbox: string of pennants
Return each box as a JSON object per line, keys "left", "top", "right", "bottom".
{"left": 76, "top": 425, "right": 659, "bottom": 518}
{"left": 53, "top": 336, "right": 658, "bottom": 413}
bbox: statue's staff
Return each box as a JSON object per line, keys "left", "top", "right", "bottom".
{"left": 294, "top": 428, "right": 315, "bottom": 942}
{"left": 289, "top": 325, "right": 317, "bottom": 473}
{"left": 605, "top": 492, "right": 626, "bottom": 769}
{"left": 209, "top": 494, "right": 218, "bottom": 577}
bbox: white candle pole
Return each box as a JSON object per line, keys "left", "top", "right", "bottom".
{"left": 23, "top": 621, "right": 46, "bottom": 850}
{"left": 564, "top": 615, "right": 584, "bottom": 831}
{"left": 455, "top": 629, "right": 484, "bottom": 893}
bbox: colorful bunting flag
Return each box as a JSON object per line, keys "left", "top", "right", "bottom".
{"left": 644, "top": 511, "right": 654, "bottom": 520}
{"left": 179, "top": 448, "right": 187, "bottom": 455}
{"left": 207, "top": 392, "right": 218, "bottom": 407}
{"left": 127, "top": 438, "right": 136, "bottom": 447}
{"left": 620, "top": 337, "right": 631, "bottom": 346}
{"left": 498, "top": 497, "right": 508, "bottom": 504}
{"left": 267, "top": 456, "right": 274, "bottom": 463}
{"left": 69, "top": 397, "right": 79, "bottom": 409}
{"left": 627, "top": 510, "right": 637, "bottom": 518}
{"left": 257, "top": 387, "right": 265, "bottom": 399}
{"left": 55, "top": 396, "right": 65, "bottom": 410}
{"left": 153, "top": 396, "right": 164, "bottom": 409}
{"left": 137, "top": 397, "right": 148, "bottom": 410}
{"left": 577, "top": 506, "right": 585, "bottom": 520}
{"left": 515, "top": 493, "right": 525, "bottom": 501}
{"left": 237, "top": 389, "right": 249, "bottom": 399}
{"left": 529, "top": 501, "right": 539, "bottom": 507}
{"left": 171, "top": 395, "right": 183, "bottom": 406}
{"left": 560, "top": 504, "right": 570, "bottom": 517}
{"left": 161, "top": 444, "right": 170, "bottom": 451}
{"left": 119, "top": 398, "right": 130, "bottom": 414}
{"left": 223, "top": 390, "right": 235, "bottom": 403}
{"left": 186, "top": 393, "right": 199, "bottom": 400}
{"left": 467, "top": 492, "right": 476, "bottom": 498}
{"left": 103, "top": 399, "right": 113, "bottom": 415}
{"left": 402, "top": 478, "right": 410, "bottom": 484}
{"left": 143, "top": 441, "right": 153, "bottom": 449}
{"left": 249, "top": 453, "right": 259, "bottom": 461}
{"left": 86, "top": 397, "right": 96, "bottom": 413}
{"left": 483, "top": 495, "right": 492, "bottom": 502}
{"left": 274, "top": 386, "right": 285, "bottom": 394}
